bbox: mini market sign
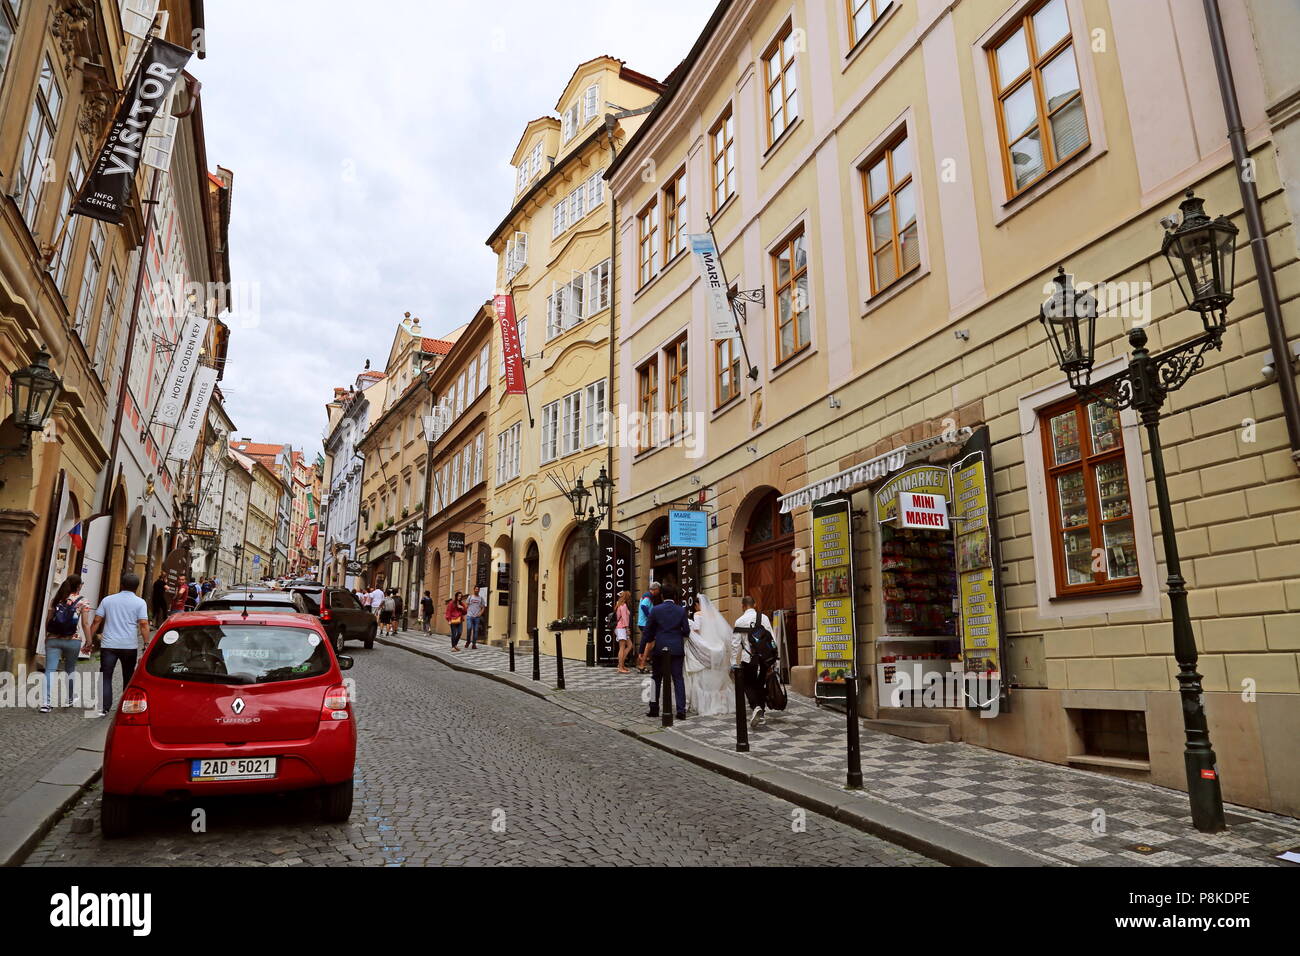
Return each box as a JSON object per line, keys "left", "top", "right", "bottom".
{"left": 899, "top": 492, "right": 950, "bottom": 530}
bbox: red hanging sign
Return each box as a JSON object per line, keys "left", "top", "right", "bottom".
{"left": 493, "top": 294, "right": 527, "bottom": 397}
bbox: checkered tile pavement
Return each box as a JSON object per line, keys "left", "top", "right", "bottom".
{"left": 386, "top": 629, "right": 1300, "bottom": 867}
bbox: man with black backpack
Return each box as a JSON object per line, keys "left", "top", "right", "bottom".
{"left": 732, "top": 595, "right": 777, "bottom": 727}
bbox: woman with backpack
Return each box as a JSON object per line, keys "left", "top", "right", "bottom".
{"left": 446, "top": 592, "right": 466, "bottom": 650}
{"left": 42, "top": 575, "right": 92, "bottom": 713}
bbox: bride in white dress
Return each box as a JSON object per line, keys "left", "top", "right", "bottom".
{"left": 684, "top": 594, "right": 734, "bottom": 716}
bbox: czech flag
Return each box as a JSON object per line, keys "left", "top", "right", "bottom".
{"left": 68, "top": 522, "right": 84, "bottom": 551}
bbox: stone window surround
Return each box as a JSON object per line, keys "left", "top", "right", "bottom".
{"left": 1018, "top": 356, "right": 1162, "bottom": 622}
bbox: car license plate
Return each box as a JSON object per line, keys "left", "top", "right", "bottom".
{"left": 190, "top": 757, "right": 277, "bottom": 781}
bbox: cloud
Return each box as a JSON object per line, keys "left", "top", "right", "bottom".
{"left": 194, "top": 0, "right": 713, "bottom": 454}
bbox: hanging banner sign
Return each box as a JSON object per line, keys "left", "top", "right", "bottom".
{"left": 72, "top": 37, "right": 193, "bottom": 224}
{"left": 812, "top": 496, "right": 856, "bottom": 701}
{"left": 493, "top": 294, "right": 527, "bottom": 396}
{"left": 688, "top": 234, "right": 737, "bottom": 340}
{"left": 597, "top": 529, "right": 635, "bottom": 666}
{"left": 169, "top": 365, "right": 217, "bottom": 461}
{"left": 156, "top": 315, "right": 210, "bottom": 426}
{"left": 668, "top": 509, "right": 707, "bottom": 548}
{"left": 899, "top": 491, "right": 950, "bottom": 530}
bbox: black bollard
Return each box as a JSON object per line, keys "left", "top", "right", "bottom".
{"left": 509, "top": 640, "right": 516, "bottom": 672}
{"left": 531, "top": 626, "right": 540, "bottom": 682}
{"left": 585, "top": 623, "right": 595, "bottom": 667}
{"left": 554, "top": 630, "right": 566, "bottom": 690}
{"left": 845, "top": 674, "right": 863, "bottom": 789}
{"left": 660, "top": 649, "right": 673, "bottom": 728}
{"left": 732, "top": 663, "right": 749, "bottom": 752}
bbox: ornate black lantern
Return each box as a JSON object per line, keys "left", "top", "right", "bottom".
{"left": 401, "top": 523, "right": 420, "bottom": 551}
{"left": 9, "top": 348, "right": 62, "bottom": 436}
{"left": 568, "top": 475, "right": 592, "bottom": 522}
{"left": 592, "top": 465, "right": 613, "bottom": 518}
{"left": 1038, "top": 267, "right": 1098, "bottom": 390}
{"left": 180, "top": 495, "right": 197, "bottom": 528}
{"left": 1161, "top": 190, "right": 1237, "bottom": 332}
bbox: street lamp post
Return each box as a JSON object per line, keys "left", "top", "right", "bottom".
{"left": 401, "top": 523, "right": 420, "bottom": 632}
{"left": 562, "top": 466, "right": 614, "bottom": 667}
{"left": 1038, "top": 190, "right": 1234, "bottom": 833}
{"left": 232, "top": 543, "right": 244, "bottom": 585}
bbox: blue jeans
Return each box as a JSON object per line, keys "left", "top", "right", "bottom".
{"left": 44, "top": 637, "right": 81, "bottom": 707}
{"left": 100, "top": 648, "right": 138, "bottom": 714}
{"left": 450, "top": 622, "right": 463, "bottom": 647}
{"left": 466, "top": 616, "right": 482, "bottom": 646}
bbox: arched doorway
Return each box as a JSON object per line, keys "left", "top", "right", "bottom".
{"left": 105, "top": 483, "right": 129, "bottom": 593}
{"left": 741, "top": 489, "right": 798, "bottom": 665}
{"left": 492, "top": 534, "right": 512, "bottom": 641}
{"left": 524, "top": 540, "right": 539, "bottom": 639}
{"left": 558, "top": 526, "right": 596, "bottom": 620}
{"left": 642, "top": 516, "right": 680, "bottom": 594}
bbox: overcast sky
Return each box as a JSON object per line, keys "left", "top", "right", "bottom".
{"left": 194, "top": 0, "right": 714, "bottom": 455}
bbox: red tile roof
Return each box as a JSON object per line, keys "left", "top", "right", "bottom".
{"left": 421, "top": 338, "right": 455, "bottom": 356}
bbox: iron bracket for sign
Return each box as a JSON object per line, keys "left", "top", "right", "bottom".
{"left": 727, "top": 287, "right": 766, "bottom": 324}
{"left": 153, "top": 333, "right": 176, "bottom": 355}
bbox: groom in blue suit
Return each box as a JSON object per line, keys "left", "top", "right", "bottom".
{"left": 640, "top": 583, "right": 689, "bottom": 720}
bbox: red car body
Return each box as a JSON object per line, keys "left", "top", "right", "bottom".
{"left": 102, "top": 611, "right": 356, "bottom": 810}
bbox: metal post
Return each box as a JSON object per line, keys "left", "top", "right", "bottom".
{"left": 733, "top": 664, "right": 749, "bottom": 753}
{"left": 1144, "top": 406, "right": 1225, "bottom": 832}
{"left": 660, "top": 648, "right": 673, "bottom": 727}
{"left": 554, "top": 629, "right": 565, "bottom": 690}
{"left": 509, "top": 640, "right": 515, "bottom": 672}
{"left": 844, "top": 675, "right": 863, "bottom": 789}
{"left": 585, "top": 622, "right": 595, "bottom": 667}
{"left": 530, "top": 626, "right": 540, "bottom": 682}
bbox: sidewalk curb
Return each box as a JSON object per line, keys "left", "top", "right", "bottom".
{"left": 0, "top": 721, "right": 108, "bottom": 867}
{"left": 380, "top": 633, "right": 1040, "bottom": 867}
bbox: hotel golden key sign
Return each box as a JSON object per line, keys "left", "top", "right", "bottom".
{"left": 951, "top": 433, "right": 1004, "bottom": 712}
{"left": 812, "top": 496, "right": 856, "bottom": 703}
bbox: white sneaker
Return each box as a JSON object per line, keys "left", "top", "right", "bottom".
{"left": 750, "top": 708, "right": 764, "bottom": 728}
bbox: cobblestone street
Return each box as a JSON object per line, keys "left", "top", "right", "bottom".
{"left": 24, "top": 646, "right": 936, "bottom": 867}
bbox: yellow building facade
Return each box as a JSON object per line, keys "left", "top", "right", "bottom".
{"left": 608, "top": 0, "right": 1300, "bottom": 815}
{"left": 485, "top": 57, "right": 663, "bottom": 654}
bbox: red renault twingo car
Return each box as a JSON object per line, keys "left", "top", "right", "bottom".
{"left": 101, "top": 610, "right": 357, "bottom": 837}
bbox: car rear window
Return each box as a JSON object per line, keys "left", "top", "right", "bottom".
{"left": 198, "top": 601, "right": 301, "bottom": 613}
{"left": 294, "top": 589, "right": 322, "bottom": 613}
{"left": 147, "top": 625, "right": 331, "bottom": 684}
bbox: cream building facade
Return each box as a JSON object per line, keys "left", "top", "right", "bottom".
{"left": 608, "top": 0, "right": 1300, "bottom": 816}
{"left": 485, "top": 56, "right": 663, "bottom": 654}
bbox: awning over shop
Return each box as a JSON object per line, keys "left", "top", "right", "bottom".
{"left": 777, "top": 429, "right": 973, "bottom": 514}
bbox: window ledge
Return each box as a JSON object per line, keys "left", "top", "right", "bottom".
{"left": 711, "top": 394, "right": 743, "bottom": 421}
{"left": 842, "top": 2, "right": 900, "bottom": 72}
{"left": 711, "top": 192, "right": 738, "bottom": 222}
{"left": 761, "top": 116, "right": 804, "bottom": 169}
{"left": 995, "top": 144, "right": 1107, "bottom": 227}
{"left": 770, "top": 344, "right": 816, "bottom": 382}
{"left": 861, "top": 264, "right": 928, "bottom": 318}
{"left": 1067, "top": 754, "right": 1150, "bottom": 773}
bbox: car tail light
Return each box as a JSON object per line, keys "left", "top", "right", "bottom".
{"left": 120, "top": 687, "right": 149, "bottom": 724}
{"left": 322, "top": 685, "right": 350, "bottom": 721}
{"left": 321, "top": 606, "right": 332, "bottom": 621}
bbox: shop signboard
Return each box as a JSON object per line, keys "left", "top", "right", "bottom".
{"left": 668, "top": 509, "right": 707, "bottom": 548}
{"left": 345, "top": 560, "right": 363, "bottom": 574}
{"left": 475, "top": 542, "right": 491, "bottom": 590}
{"left": 951, "top": 427, "right": 1007, "bottom": 712}
{"left": 811, "top": 496, "right": 856, "bottom": 702}
{"left": 597, "top": 529, "right": 635, "bottom": 666}
{"left": 447, "top": 532, "right": 465, "bottom": 553}
{"left": 899, "top": 492, "right": 950, "bottom": 530}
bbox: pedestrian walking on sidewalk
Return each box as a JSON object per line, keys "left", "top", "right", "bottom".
{"left": 732, "top": 595, "right": 776, "bottom": 728}
{"left": 150, "top": 575, "right": 168, "bottom": 625}
{"left": 464, "top": 589, "right": 484, "bottom": 648}
{"left": 446, "top": 592, "right": 466, "bottom": 650}
{"left": 368, "top": 583, "right": 385, "bottom": 621}
{"left": 615, "top": 591, "right": 633, "bottom": 673}
{"left": 392, "top": 590, "right": 404, "bottom": 634}
{"left": 40, "top": 575, "right": 93, "bottom": 712}
{"left": 91, "top": 573, "right": 150, "bottom": 718}
{"left": 380, "top": 589, "right": 396, "bottom": 636}
{"left": 420, "top": 590, "right": 434, "bottom": 633}
{"left": 635, "top": 582, "right": 661, "bottom": 673}
{"left": 640, "top": 583, "right": 688, "bottom": 720}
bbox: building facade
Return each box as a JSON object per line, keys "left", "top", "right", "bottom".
{"left": 320, "top": 369, "right": 382, "bottom": 587}
{"left": 607, "top": 0, "right": 1300, "bottom": 816}
{"left": 420, "top": 303, "right": 493, "bottom": 634}
{"left": 485, "top": 56, "right": 663, "bottom": 654}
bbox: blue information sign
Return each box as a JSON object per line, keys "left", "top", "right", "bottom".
{"left": 669, "top": 510, "right": 707, "bottom": 549}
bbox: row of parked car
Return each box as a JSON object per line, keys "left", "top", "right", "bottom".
{"left": 99, "top": 581, "right": 373, "bottom": 837}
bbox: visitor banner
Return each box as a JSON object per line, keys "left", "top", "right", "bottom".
{"left": 811, "top": 496, "right": 856, "bottom": 701}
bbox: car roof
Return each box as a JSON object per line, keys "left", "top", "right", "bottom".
{"left": 207, "top": 589, "right": 298, "bottom": 600}
{"left": 161, "top": 610, "right": 324, "bottom": 628}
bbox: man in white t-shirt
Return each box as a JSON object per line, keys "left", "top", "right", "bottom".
{"left": 732, "top": 596, "right": 775, "bottom": 727}
{"left": 92, "top": 573, "right": 151, "bottom": 718}
{"left": 369, "top": 585, "right": 385, "bottom": 619}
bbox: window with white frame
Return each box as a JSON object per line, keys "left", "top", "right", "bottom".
{"left": 583, "top": 83, "right": 600, "bottom": 123}
{"left": 461, "top": 441, "right": 472, "bottom": 491}
{"left": 497, "top": 422, "right": 522, "bottom": 484}
{"left": 449, "top": 451, "right": 461, "bottom": 502}
{"left": 561, "top": 102, "right": 579, "bottom": 143}
{"left": 540, "top": 402, "right": 560, "bottom": 463}
{"left": 505, "top": 233, "right": 528, "bottom": 280}
{"left": 455, "top": 371, "right": 467, "bottom": 417}
{"left": 561, "top": 389, "right": 582, "bottom": 456}
{"left": 51, "top": 148, "right": 85, "bottom": 293}
{"left": 587, "top": 259, "right": 611, "bottom": 314}
{"left": 584, "top": 380, "right": 606, "bottom": 447}
{"left": 0, "top": 0, "right": 20, "bottom": 92}
{"left": 478, "top": 344, "right": 490, "bottom": 394}
{"left": 74, "top": 223, "right": 105, "bottom": 343}
{"left": 15, "top": 56, "right": 62, "bottom": 227}
{"left": 473, "top": 433, "right": 484, "bottom": 485}
{"left": 467, "top": 357, "right": 478, "bottom": 406}
{"left": 93, "top": 267, "right": 121, "bottom": 376}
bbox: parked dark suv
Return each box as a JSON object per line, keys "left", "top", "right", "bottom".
{"left": 290, "top": 584, "right": 376, "bottom": 653}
